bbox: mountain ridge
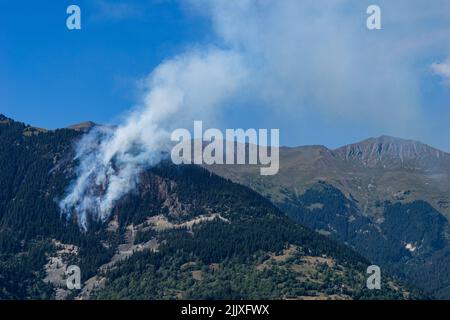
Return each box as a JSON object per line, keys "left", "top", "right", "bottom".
{"left": 332, "top": 135, "right": 450, "bottom": 169}
{"left": 2, "top": 113, "right": 448, "bottom": 158}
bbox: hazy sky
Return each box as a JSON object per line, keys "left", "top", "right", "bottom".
{"left": 1, "top": 0, "right": 450, "bottom": 150}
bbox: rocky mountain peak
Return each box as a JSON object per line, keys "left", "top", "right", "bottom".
{"left": 333, "top": 135, "right": 449, "bottom": 167}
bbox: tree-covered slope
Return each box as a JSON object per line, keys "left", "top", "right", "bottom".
{"left": 279, "top": 182, "right": 450, "bottom": 298}
{"left": 0, "top": 115, "right": 420, "bottom": 300}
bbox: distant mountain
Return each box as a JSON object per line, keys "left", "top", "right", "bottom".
{"left": 0, "top": 115, "right": 416, "bottom": 300}
{"left": 334, "top": 135, "right": 450, "bottom": 170}
{"left": 206, "top": 136, "right": 450, "bottom": 298}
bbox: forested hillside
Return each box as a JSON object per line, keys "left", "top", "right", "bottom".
{"left": 280, "top": 182, "right": 450, "bottom": 298}
{"left": 0, "top": 115, "right": 420, "bottom": 300}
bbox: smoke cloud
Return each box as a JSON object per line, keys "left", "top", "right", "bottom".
{"left": 59, "top": 48, "right": 247, "bottom": 228}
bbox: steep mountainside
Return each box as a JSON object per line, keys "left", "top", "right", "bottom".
{"left": 0, "top": 115, "right": 417, "bottom": 300}
{"left": 206, "top": 136, "right": 450, "bottom": 298}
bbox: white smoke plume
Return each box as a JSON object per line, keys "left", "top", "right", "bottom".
{"left": 59, "top": 48, "right": 247, "bottom": 229}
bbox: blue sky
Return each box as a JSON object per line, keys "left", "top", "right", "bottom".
{"left": 0, "top": 0, "right": 210, "bottom": 128}
{"left": 1, "top": 0, "right": 450, "bottom": 150}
